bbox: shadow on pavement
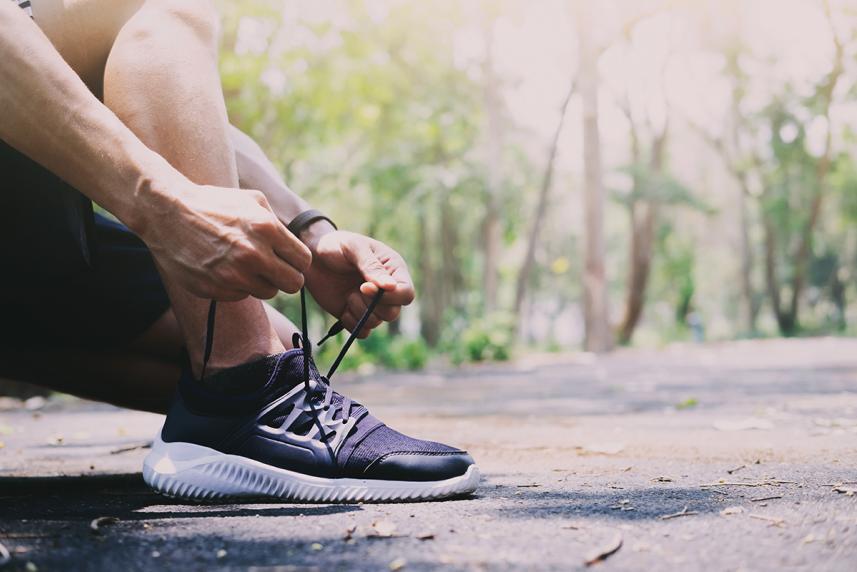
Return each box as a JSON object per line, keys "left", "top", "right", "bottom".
{"left": 483, "top": 482, "right": 725, "bottom": 522}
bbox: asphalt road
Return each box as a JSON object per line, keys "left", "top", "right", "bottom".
{"left": 1, "top": 337, "right": 856, "bottom": 571}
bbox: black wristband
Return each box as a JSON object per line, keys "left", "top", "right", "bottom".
{"left": 287, "top": 209, "right": 337, "bottom": 237}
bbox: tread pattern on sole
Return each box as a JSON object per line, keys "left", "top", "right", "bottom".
{"left": 142, "top": 437, "right": 480, "bottom": 503}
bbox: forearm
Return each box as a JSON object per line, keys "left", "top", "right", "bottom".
{"left": 0, "top": 2, "right": 179, "bottom": 232}
{"left": 230, "top": 125, "right": 334, "bottom": 249}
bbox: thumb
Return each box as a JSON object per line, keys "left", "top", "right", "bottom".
{"left": 349, "top": 240, "right": 396, "bottom": 290}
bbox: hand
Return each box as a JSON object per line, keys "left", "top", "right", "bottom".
{"left": 138, "top": 180, "right": 311, "bottom": 301}
{"left": 304, "top": 230, "right": 415, "bottom": 338}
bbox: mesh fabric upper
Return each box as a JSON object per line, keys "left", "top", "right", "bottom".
{"left": 343, "top": 425, "right": 460, "bottom": 472}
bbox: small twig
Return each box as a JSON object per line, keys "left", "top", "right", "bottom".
{"left": 584, "top": 533, "right": 623, "bottom": 567}
{"left": 726, "top": 464, "right": 747, "bottom": 475}
{"left": 750, "top": 495, "right": 782, "bottom": 502}
{"left": 660, "top": 506, "right": 699, "bottom": 520}
{"left": 700, "top": 480, "right": 797, "bottom": 488}
{"left": 109, "top": 441, "right": 152, "bottom": 455}
{"left": 707, "top": 489, "right": 729, "bottom": 496}
{"left": 749, "top": 513, "right": 786, "bottom": 526}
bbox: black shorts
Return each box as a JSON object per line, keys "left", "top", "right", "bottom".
{"left": 0, "top": 141, "right": 171, "bottom": 350}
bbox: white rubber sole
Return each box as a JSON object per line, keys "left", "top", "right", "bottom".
{"left": 142, "top": 436, "right": 480, "bottom": 503}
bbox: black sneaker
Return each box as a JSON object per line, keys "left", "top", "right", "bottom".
{"left": 143, "top": 290, "right": 479, "bottom": 502}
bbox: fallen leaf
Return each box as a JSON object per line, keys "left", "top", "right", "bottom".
{"left": 24, "top": 396, "right": 46, "bottom": 411}
{"left": 415, "top": 531, "right": 435, "bottom": 541}
{"left": 371, "top": 520, "right": 398, "bottom": 538}
{"left": 90, "top": 516, "right": 119, "bottom": 533}
{"left": 310, "top": 543, "right": 323, "bottom": 551}
{"left": 713, "top": 418, "right": 773, "bottom": 431}
{"left": 343, "top": 525, "right": 357, "bottom": 540}
{"left": 216, "top": 549, "right": 227, "bottom": 559}
{"left": 584, "top": 533, "right": 623, "bottom": 566}
{"left": 578, "top": 442, "right": 625, "bottom": 456}
{"left": 832, "top": 484, "right": 857, "bottom": 496}
{"left": 389, "top": 557, "right": 407, "bottom": 571}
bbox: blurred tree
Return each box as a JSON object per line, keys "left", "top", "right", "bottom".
{"left": 577, "top": 1, "right": 613, "bottom": 352}
{"left": 759, "top": 19, "right": 843, "bottom": 336}
{"left": 480, "top": 6, "right": 504, "bottom": 314}
{"left": 513, "top": 80, "right": 575, "bottom": 320}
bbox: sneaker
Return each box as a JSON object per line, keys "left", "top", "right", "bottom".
{"left": 143, "top": 289, "right": 479, "bottom": 502}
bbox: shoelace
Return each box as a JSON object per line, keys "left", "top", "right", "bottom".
{"left": 199, "top": 286, "right": 385, "bottom": 430}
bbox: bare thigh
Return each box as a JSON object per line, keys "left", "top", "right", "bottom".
{"left": 31, "top": 0, "right": 146, "bottom": 96}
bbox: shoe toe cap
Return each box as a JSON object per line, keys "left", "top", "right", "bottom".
{"left": 363, "top": 451, "right": 475, "bottom": 482}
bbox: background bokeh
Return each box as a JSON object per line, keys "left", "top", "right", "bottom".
{"left": 217, "top": 0, "right": 857, "bottom": 370}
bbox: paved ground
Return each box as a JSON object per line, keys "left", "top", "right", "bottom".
{"left": 1, "top": 337, "right": 856, "bottom": 571}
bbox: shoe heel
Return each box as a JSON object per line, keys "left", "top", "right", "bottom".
{"left": 143, "top": 435, "right": 244, "bottom": 501}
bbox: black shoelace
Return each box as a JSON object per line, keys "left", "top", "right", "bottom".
{"left": 199, "top": 287, "right": 385, "bottom": 457}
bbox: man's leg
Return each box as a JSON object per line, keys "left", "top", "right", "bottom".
{"left": 0, "top": 303, "right": 300, "bottom": 413}
{"left": 102, "top": 0, "right": 284, "bottom": 376}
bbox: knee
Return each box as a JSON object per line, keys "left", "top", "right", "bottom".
{"left": 126, "top": 0, "right": 220, "bottom": 48}
{"left": 160, "top": 0, "right": 220, "bottom": 42}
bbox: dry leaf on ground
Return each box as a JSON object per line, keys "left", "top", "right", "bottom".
{"left": 371, "top": 520, "right": 398, "bottom": 538}
{"left": 90, "top": 516, "right": 119, "bottom": 533}
{"left": 584, "top": 533, "right": 623, "bottom": 566}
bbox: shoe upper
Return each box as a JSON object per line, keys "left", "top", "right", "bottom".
{"left": 161, "top": 349, "right": 474, "bottom": 482}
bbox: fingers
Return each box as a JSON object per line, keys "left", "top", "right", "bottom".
{"left": 248, "top": 190, "right": 312, "bottom": 288}
{"left": 258, "top": 251, "right": 305, "bottom": 294}
{"left": 261, "top": 221, "right": 312, "bottom": 273}
{"left": 344, "top": 238, "right": 397, "bottom": 291}
{"left": 357, "top": 248, "right": 415, "bottom": 306}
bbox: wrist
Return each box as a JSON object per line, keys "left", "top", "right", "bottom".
{"left": 124, "top": 152, "right": 190, "bottom": 239}
{"left": 300, "top": 219, "right": 337, "bottom": 253}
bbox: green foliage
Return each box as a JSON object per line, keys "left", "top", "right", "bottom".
{"left": 316, "top": 327, "right": 429, "bottom": 373}
{"left": 610, "top": 163, "right": 714, "bottom": 214}
{"left": 208, "top": 0, "right": 857, "bottom": 365}
{"left": 675, "top": 398, "right": 699, "bottom": 410}
{"left": 445, "top": 312, "right": 515, "bottom": 365}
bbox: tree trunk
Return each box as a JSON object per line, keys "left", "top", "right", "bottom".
{"left": 577, "top": 4, "right": 613, "bottom": 353}
{"left": 762, "top": 215, "right": 795, "bottom": 335}
{"left": 736, "top": 182, "right": 759, "bottom": 333}
{"left": 513, "top": 81, "right": 575, "bottom": 319}
{"left": 616, "top": 118, "right": 667, "bottom": 344}
{"left": 617, "top": 201, "right": 656, "bottom": 344}
{"left": 418, "top": 209, "right": 441, "bottom": 346}
{"left": 481, "top": 17, "right": 503, "bottom": 313}
{"left": 440, "top": 193, "right": 464, "bottom": 314}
